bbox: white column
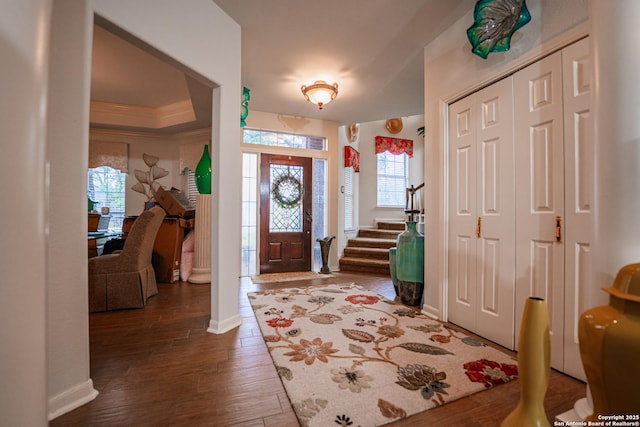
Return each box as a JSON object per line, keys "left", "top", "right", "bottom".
{"left": 559, "top": 0, "right": 640, "bottom": 422}
{"left": 591, "top": 0, "right": 640, "bottom": 286}
{"left": 189, "top": 194, "right": 212, "bottom": 284}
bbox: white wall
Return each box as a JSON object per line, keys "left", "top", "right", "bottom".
{"left": 591, "top": 0, "right": 640, "bottom": 301}
{"left": 46, "top": 0, "right": 241, "bottom": 419}
{"left": 244, "top": 110, "right": 341, "bottom": 269}
{"left": 0, "top": 0, "right": 51, "bottom": 425}
{"left": 422, "top": 0, "right": 589, "bottom": 317}
{"left": 355, "top": 115, "right": 424, "bottom": 228}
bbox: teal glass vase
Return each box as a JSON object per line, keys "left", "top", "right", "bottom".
{"left": 396, "top": 221, "right": 424, "bottom": 306}
{"left": 195, "top": 144, "right": 211, "bottom": 194}
{"left": 389, "top": 247, "right": 399, "bottom": 296}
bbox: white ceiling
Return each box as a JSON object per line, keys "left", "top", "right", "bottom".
{"left": 91, "top": 24, "right": 213, "bottom": 134}
{"left": 90, "top": 0, "right": 474, "bottom": 132}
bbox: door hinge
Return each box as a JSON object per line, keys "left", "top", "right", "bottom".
{"left": 555, "top": 216, "right": 562, "bottom": 243}
{"left": 476, "top": 216, "right": 482, "bottom": 238}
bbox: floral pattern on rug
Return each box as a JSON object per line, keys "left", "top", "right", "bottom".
{"left": 248, "top": 283, "right": 517, "bottom": 427}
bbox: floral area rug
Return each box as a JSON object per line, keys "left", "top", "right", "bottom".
{"left": 247, "top": 283, "right": 518, "bottom": 427}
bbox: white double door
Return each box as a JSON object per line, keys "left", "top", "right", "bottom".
{"left": 448, "top": 38, "right": 591, "bottom": 378}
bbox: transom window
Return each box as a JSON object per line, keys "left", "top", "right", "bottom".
{"left": 243, "top": 128, "right": 326, "bottom": 151}
{"left": 376, "top": 151, "right": 408, "bottom": 207}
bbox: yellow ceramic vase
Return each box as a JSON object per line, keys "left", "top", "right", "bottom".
{"left": 578, "top": 263, "right": 640, "bottom": 421}
{"left": 501, "top": 297, "right": 550, "bottom": 427}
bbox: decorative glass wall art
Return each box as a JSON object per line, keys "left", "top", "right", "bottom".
{"left": 241, "top": 86, "right": 250, "bottom": 127}
{"left": 467, "top": 0, "right": 531, "bottom": 59}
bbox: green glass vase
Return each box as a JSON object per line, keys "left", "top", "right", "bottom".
{"left": 195, "top": 144, "right": 211, "bottom": 194}
{"left": 389, "top": 247, "right": 399, "bottom": 296}
{"left": 396, "top": 221, "right": 424, "bottom": 306}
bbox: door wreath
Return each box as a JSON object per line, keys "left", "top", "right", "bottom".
{"left": 272, "top": 174, "right": 303, "bottom": 208}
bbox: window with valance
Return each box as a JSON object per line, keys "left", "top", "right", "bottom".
{"left": 89, "top": 141, "right": 129, "bottom": 172}
{"left": 374, "top": 135, "right": 414, "bottom": 157}
{"left": 375, "top": 136, "right": 411, "bottom": 207}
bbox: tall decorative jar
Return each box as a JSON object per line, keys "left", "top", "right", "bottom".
{"left": 395, "top": 221, "right": 424, "bottom": 306}
{"left": 578, "top": 263, "right": 640, "bottom": 421}
{"left": 195, "top": 144, "right": 212, "bottom": 194}
{"left": 501, "top": 297, "right": 550, "bottom": 427}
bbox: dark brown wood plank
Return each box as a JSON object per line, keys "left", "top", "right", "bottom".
{"left": 51, "top": 272, "right": 586, "bottom": 426}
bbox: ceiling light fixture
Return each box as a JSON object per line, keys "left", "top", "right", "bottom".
{"left": 301, "top": 80, "right": 338, "bottom": 110}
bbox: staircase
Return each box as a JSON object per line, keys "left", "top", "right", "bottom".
{"left": 339, "top": 221, "right": 405, "bottom": 274}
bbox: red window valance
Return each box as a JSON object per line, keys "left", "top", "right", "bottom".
{"left": 344, "top": 146, "right": 360, "bottom": 172}
{"left": 375, "top": 136, "right": 413, "bottom": 157}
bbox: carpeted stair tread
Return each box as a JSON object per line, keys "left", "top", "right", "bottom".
{"left": 347, "top": 237, "right": 397, "bottom": 249}
{"left": 339, "top": 257, "right": 390, "bottom": 274}
{"left": 339, "top": 257, "right": 389, "bottom": 266}
{"left": 343, "top": 246, "right": 391, "bottom": 260}
{"left": 376, "top": 221, "right": 406, "bottom": 231}
{"left": 358, "top": 228, "right": 403, "bottom": 239}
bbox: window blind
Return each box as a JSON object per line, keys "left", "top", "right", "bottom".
{"left": 376, "top": 151, "right": 408, "bottom": 207}
{"left": 185, "top": 169, "right": 198, "bottom": 207}
{"left": 344, "top": 167, "right": 354, "bottom": 230}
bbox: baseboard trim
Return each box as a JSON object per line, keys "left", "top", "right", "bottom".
{"left": 48, "top": 379, "right": 99, "bottom": 421}
{"left": 207, "top": 314, "right": 242, "bottom": 334}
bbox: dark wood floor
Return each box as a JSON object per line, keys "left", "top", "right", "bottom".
{"left": 51, "top": 272, "right": 586, "bottom": 426}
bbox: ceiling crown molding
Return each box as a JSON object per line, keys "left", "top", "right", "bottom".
{"left": 90, "top": 99, "right": 196, "bottom": 130}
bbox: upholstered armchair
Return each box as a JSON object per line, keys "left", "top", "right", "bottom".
{"left": 88, "top": 206, "right": 166, "bottom": 312}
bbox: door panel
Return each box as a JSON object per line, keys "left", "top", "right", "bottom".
{"left": 475, "top": 78, "right": 515, "bottom": 349}
{"left": 480, "top": 237, "right": 499, "bottom": 314}
{"left": 260, "top": 154, "right": 312, "bottom": 273}
{"left": 454, "top": 236, "right": 473, "bottom": 305}
{"left": 562, "top": 37, "right": 591, "bottom": 381}
{"left": 514, "top": 51, "right": 565, "bottom": 370}
{"left": 448, "top": 94, "right": 478, "bottom": 330}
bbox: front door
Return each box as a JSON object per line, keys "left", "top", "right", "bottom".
{"left": 259, "top": 154, "right": 312, "bottom": 273}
